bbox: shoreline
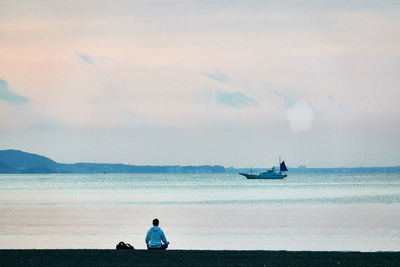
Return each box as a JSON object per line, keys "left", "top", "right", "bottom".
{"left": 1, "top": 250, "right": 400, "bottom": 267}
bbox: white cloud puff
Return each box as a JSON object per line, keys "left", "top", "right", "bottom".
{"left": 286, "top": 99, "right": 315, "bottom": 132}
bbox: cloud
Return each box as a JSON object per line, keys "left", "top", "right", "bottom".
{"left": 273, "top": 90, "right": 315, "bottom": 132}
{"left": 76, "top": 52, "right": 95, "bottom": 64}
{"left": 328, "top": 95, "right": 350, "bottom": 109}
{"left": 286, "top": 99, "right": 315, "bottom": 132}
{"left": 0, "top": 79, "right": 28, "bottom": 103}
{"left": 203, "top": 72, "right": 231, "bottom": 83}
{"left": 215, "top": 91, "right": 257, "bottom": 108}
{"left": 272, "top": 90, "right": 295, "bottom": 106}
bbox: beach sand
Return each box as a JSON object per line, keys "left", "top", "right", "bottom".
{"left": 1, "top": 250, "right": 399, "bottom": 267}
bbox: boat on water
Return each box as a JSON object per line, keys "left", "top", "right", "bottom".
{"left": 239, "top": 159, "right": 288, "bottom": 179}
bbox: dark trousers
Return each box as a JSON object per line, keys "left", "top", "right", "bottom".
{"left": 147, "top": 243, "right": 168, "bottom": 250}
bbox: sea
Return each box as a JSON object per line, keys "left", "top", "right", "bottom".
{"left": 0, "top": 172, "right": 399, "bottom": 251}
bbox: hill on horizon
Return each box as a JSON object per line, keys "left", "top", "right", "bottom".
{"left": 0, "top": 149, "right": 59, "bottom": 173}
{"left": 0, "top": 149, "right": 399, "bottom": 174}
{"left": 0, "top": 149, "right": 225, "bottom": 174}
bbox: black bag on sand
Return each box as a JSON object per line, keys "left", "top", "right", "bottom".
{"left": 116, "top": 241, "right": 134, "bottom": 250}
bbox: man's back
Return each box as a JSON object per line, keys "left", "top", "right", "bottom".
{"left": 145, "top": 219, "right": 169, "bottom": 249}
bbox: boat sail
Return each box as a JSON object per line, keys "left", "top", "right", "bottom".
{"left": 239, "top": 159, "right": 288, "bottom": 179}
{"left": 280, "top": 161, "right": 288, "bottom": 172}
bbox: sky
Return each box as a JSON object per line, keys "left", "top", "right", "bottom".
{"left": 0, "top": 0, "right": 399, "bottom": 168}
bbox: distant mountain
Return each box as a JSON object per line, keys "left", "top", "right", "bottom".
{"left": 0, "top": 149, "right": 226, "bottom": 174}
{"left": 59, "top": 163, "right": 225, "bottom": 174}
{"left": 0, "top": 149, "right": 399, "bottom": 174}
{"left": 0, "top": 149, "right": 59, "bottom": 173}
{"left": 0, "top": 161, "right": 15, "bottom": 173}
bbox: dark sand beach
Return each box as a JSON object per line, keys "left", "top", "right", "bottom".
{"left": 1, "top": 250, "right": 399, "bottom": 267}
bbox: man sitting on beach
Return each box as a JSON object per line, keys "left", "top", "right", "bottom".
{"left": 145, "top": 218, "right": 169, "bottom": 250}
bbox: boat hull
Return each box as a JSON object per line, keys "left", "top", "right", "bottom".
{"left": 239, "top": 173, "right": 287, "bottom": 179}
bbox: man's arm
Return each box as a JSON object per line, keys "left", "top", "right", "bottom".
{"left": 160, "top": 230, "right": 168, "bottom": 244}
{"left": 145, "top": 230, "right": 150, "bottom": 244}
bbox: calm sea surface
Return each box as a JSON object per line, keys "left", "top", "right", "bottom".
{"left": 1, "top": 173, "right": 399, "bottom": 251}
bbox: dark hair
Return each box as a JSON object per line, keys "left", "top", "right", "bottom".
{"left": 152, "top": 218, "right": 159, "bottom": 226}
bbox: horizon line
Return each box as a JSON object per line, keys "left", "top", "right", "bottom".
{"left": 1, "top": 149, "right": 399, "bottom": 169}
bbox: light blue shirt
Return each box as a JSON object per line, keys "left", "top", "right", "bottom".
{"left": 145, "top": 226, "right": 168, "bottom": 248}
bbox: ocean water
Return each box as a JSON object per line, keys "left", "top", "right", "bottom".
{"left": 0, "top": 172, "right": 399, "bottom": 251}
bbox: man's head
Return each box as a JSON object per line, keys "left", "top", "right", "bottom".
{"left": 152, "top": 218, "right": 159, "bottom": 226}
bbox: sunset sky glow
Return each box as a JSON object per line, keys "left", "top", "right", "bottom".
{"left": 1, "top": 1, "right": 399, "bottom": 167}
